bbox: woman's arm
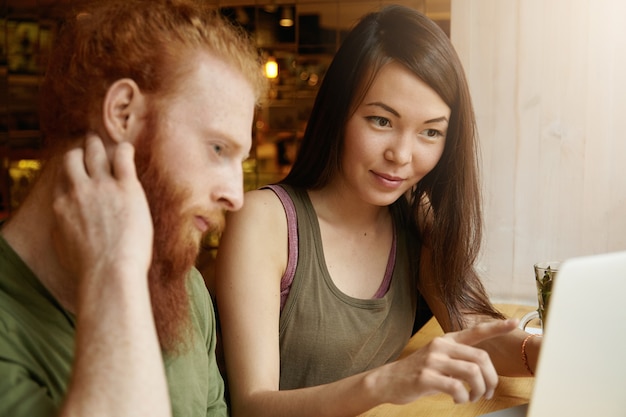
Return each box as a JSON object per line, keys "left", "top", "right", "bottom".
{"left": 418, "top": 244, "right": 541, "bottom": 377}
{"left": 215, "top": 190, "right": 518, "bottom": 417}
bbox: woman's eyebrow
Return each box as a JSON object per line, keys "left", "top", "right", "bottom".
{"left": 425, "top": 116, "right": 449, "bottom": 124}
{"left": 365, "top": 102, "right": 449, "bottom": 125}
{"left": 365, "top": 101, "right": 400, "bottom": 117}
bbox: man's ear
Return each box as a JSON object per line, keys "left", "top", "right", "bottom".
{"left": 102, "top": 78, "right": 147, "bottom": 145}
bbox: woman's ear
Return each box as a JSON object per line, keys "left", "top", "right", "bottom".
{"left": 102, "top": 78, "right": 147, "bottom": 145}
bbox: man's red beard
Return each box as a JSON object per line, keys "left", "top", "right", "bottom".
{"left": 133, "top": 113, "right": 210, "bottom": 355}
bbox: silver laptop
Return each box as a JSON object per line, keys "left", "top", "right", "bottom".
{"left": 482, "top": 250, "right": 626, "bottom": 417}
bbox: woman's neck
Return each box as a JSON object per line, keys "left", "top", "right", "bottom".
{"left": 307, "top": 183, "right": 391, "bottom": 234}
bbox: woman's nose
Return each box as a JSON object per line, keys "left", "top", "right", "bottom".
{"left": 384, "top": 134, "right": 413, "bottom": 165}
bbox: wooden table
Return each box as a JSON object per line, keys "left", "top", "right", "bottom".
{"left": 359, "top": 304, "right": 536, "bottom": 417}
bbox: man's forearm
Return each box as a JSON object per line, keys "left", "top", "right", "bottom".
{"left": 60, "top": 271, "right": 170, "bottom": 417}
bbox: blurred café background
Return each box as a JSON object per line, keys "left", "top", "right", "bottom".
{"left": 1, "top": 0, "right": 624, "bottom": 305}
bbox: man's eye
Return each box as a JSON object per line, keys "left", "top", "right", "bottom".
{"left": 212, "top": 144, "right": 223, "bottom": 155}
{"left": 367, "top": 116, "right": 392, "bottom": 128}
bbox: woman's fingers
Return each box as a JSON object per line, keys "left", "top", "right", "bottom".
{"left": 397, "top": 319, "right": 518, "bottom": 404}
{"left": 414, "top": 367, "right": 472, "bottom": 404}
{"left": 449, "top": 319, "right": 519, "bottom": 347}
{"left": 425, "top": 337, "right": 496, "bottom": 402}
{"left": 444, "top": 319, "right": 518, "bottom": 400}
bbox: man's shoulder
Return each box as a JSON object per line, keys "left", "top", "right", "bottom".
{"left": 186, "top": 266, "right": 209, "bottom": 297}
{"left": 186, "top": 268, "right": 215, "bottom": 326}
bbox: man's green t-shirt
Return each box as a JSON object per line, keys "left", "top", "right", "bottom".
{"left": 0, "top": 235, "right": 227, "bottom": 417}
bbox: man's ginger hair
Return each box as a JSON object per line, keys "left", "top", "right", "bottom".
{"left": 40, "top": 0, "right": 266, "bottom": 148}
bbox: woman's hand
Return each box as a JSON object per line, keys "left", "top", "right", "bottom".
{"left": 374, "top": 319, "right": 518, "bottom": 405}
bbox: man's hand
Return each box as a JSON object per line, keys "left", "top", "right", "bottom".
{"left": 52, "top": 134, "right": 171, "bottom": 417}
{"left": 52, "top": 134, "right": 153, "bottom": 283}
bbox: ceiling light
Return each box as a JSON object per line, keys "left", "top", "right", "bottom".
{"left": 280, "top": 7, "right": 294, "bottom": 27}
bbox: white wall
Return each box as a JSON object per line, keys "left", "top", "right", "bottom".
{"left": 451, "top": 0, "right": 626, "bottom": 303}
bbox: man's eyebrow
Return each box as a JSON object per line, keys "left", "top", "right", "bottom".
{"left": 365, "top": 101, "right": 400, "bottom": 117}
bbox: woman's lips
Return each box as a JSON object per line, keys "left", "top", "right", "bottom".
{"left": 372, "top": 171, "right": 405, "bottom": 188}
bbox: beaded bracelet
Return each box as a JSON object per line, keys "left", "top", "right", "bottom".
{"left": 521, "top": 334, "right": 541, "bottom": 376}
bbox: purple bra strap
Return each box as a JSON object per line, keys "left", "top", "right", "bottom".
{"left": 372, "top": 229, "right": 396, "bottom": 298}
{"left": 263, "top": 185, "right": 298, "bottom": 310}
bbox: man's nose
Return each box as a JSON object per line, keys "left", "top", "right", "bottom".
{"left": 216, "top": 165, "right": 244, "bottom": 212}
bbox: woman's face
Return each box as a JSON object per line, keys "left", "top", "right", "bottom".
{"left": 340, "top": 61, "right": 450, "bottom": 207}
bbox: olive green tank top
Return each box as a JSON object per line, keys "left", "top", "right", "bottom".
{"left": 268, "top": 185, "right": 418, "bottom": 390}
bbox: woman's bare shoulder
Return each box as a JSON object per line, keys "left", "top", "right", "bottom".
{"left": 237, "top": 188, "right": 286, "bottom": 219}
{"left": 245, "top": 187, "right": 284, "bottom": 205}
{"left": 218, "top": 187, "right": 289, "bottom": 285}
{"left": 223, "top": 187, "right": 288, "bottom": 239}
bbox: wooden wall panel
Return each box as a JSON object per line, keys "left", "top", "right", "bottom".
{"left": 452, "top": 0, "right": 626, "bottom": 303}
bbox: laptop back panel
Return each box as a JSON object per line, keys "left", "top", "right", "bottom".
{"left": 528, "top": 251, "right": 626, "bottom": 417}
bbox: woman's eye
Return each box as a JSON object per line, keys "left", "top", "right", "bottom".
{"left": 367, "top": 116, "right": 392, "bottom": 128}
{"left": 423, "top": 128, "right": 443, "bottom": 138}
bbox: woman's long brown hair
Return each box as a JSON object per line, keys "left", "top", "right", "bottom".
{"left": 282, "top": 5, "right": 504, "bottom": 329}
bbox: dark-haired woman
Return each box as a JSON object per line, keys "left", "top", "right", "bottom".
{"left": 215, "top": 5, "right": 540, "bottom": 417}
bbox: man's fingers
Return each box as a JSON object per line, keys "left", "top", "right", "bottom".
{"left": 111, "top": 142, "right": 138, "bottom": 181}
{"left": 54, "top": 146, "right": 86, "bottom": 200}
{"left": 84, "top": 133, "right": 111, "bottom": 178}
{"left": 449, "top": 318, "right": 518, "bottom": 347}
{"left": 63, "top": 146, "right": 88, "bottom": 181}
